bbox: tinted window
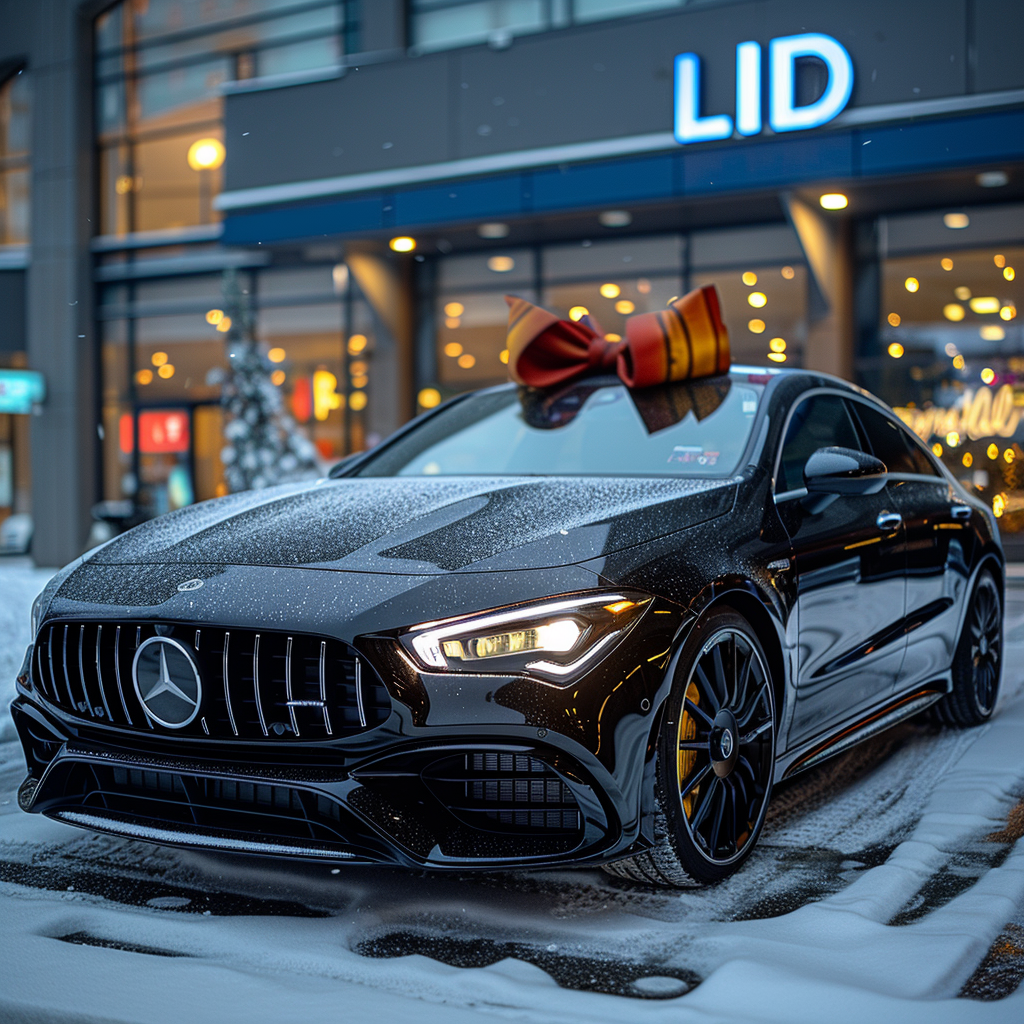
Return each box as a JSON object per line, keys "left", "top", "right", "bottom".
{"left": 358, "top": 378, "right": 764, "bottom": 478}
{"left": 851, "top": 402, "right": 938, "bottom": 477}
{"left": 777, "top": 395, "right": 861, "bottom": 492}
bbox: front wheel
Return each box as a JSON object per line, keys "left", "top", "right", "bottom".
{"left": 604, "top": 608, "right": 777, "bottom": 886}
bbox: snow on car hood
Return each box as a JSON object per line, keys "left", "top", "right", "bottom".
{"left": 87, "top": 475, "right": 737, "bottom": 574}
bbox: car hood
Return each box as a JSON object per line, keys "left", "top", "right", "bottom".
{"left": 88, "top": 475, "right": 737, "bottom": 574}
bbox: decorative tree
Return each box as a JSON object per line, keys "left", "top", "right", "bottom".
{"left": 218, "top": 269, "right": 319, "bottom": 492}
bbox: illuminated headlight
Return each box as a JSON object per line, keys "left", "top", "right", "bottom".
{"left": 403, "top": 593, "right": 649, "bottom": 679}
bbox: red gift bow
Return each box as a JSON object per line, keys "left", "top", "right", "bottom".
{"left": 505, "top": 284, "right": 730, "bottom": 389}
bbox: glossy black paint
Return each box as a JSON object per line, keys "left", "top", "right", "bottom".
{"left": 11, "top": 368, "right": 1003, "bottom": 871}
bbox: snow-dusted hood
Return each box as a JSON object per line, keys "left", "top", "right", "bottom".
{"left": 86, "top": 476, "right": 737, "bottom": 575}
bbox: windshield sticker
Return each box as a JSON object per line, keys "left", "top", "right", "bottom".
{"left": 669, "top": 446, "right": 720, "bottom": 466}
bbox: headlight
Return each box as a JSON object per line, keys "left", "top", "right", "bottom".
{"left": 30, "top": 592, "right": 45, "bottom": 637}
{"left": 402, "top": 592, "right": 650, "bottom": 680}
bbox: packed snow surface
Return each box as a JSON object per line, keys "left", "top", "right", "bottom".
{"left": 1, "top": 561, "right": 1024, "bottom": 1022}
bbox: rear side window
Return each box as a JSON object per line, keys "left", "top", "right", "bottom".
{"left": 852, "top": 402, "right": 938, "bottom": 477}
{"left": 777, "top": 395, "right": 861, "bottom": 492}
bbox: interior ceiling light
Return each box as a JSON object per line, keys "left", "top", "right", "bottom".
{"left": 599, "top": 210, "right": 632, "bottom": 227}
{"left": 600, "top": 283, "right": 620, "bottom": 298}
{"left": 487, "top": 256, "right": 514, "bottom": 272}
{"left": 944, "top": 212, "right": 970, "bottom": 229}
{"left": 187, "top": 137, "right": 225, "bottom": 171}
{"left": 977, "top": 171, "right": 1009, "bottom": 188}
{"left": 819, "top": 193, "right": 848, "bottom": 210}
{"left": 389, "top": 236, "right": 416, "bottom": 252}
{"left": 477, "top": 222, "right": 510, "bottom": 239}
{"left": 941, "top": 258, "right": 954, "bottom": 271}
{"left": 742, "top": 271, "right": 757, "bottom": 286}
{"left": 970, "top": 296, "right": 1000, "bottom": 314}
{"left": 904, "top": 277, "right": 919, "bottom": 293}
{"left": 943, "top": 304, "right": 965, "bottom": 322}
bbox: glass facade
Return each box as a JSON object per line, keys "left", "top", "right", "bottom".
{"left": 95, "top": 0, "right": 355, "bottom": 237}
{"left": 861, "top": 203, "right": 1024, "bottom": 548}
{"left": 0, "top": 69, "right": 30, "bottom": 247}
{"left": 424, "top": 224, "right": 808, "bottom": 409}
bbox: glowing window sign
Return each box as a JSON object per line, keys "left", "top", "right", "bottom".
{"left": 0, "top": 370, "right": 45, "bottom": 414}
{"left": 674, "top": 33, "right": 854, "bottom": 145}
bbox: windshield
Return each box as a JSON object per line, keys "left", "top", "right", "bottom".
{"left": 357, "top": 375, "right": 764, "bottom": 478}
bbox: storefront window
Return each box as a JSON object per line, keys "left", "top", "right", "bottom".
{"left": 95, "top": 1, "right": 353, "bottom": 236}
{"left": 867, "top": 210, "right": 1024, "bottom": 547}
{"left": 0, "top": 69, "right": 30, "bottom": 247}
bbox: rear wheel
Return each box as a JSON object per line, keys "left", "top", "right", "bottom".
{"left": 932, "top": 568, "right": 1002, "bottom": 727}
{"left": 604, "top": 608, "right": 776, "bottom": 886}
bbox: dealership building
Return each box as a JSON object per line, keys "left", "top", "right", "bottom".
{"left": 2, "top": 0, "right": 1024, "bottom": 565}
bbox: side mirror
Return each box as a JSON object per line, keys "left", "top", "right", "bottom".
{"left": 802, "top": 446, "right": 886, "bottom": 512}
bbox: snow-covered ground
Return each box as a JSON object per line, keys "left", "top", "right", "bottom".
{"left": 1, "top": 560, "right": 1023, "bottom": 1023}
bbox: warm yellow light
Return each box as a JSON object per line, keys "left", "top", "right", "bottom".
{"left": 988, "top": 443, "right": 1000, "bottom": 461}
{"left": 963, "top": 452, "right": 973, "bottom": 467}
{"left": 955, "top": 286, "right": 972, "bottom": 301}
{"left": 487, "top": 256, "right": 515, "bottom": 273}
{"left": 742, "top": 271, "right": 758, "bottom": 286}
{"left": 457, "top": 353, "right": 476, "bottom": 369}
{"left": 981, "top": 367, "right": 996, "bottom": 384}
{"left": 268, "top": 347, "right": 286, "bottom": 363}
{"left": 499, "top": 349, "right": 509, "bottom": 364}
{"left": 115, "top": 175, "right": 133, "bottom": 195}
{"left": 347, "top": 334, "right": 367, "bottom": 355}
{"left": 151, "top": 351, "right": 168, "bottom": 367}
{"left": 781, "top": 266, "right": 796, "bottom": 280}
{"left": 604, "top": 333, "right": 622, "bottom": 341}
{"left": 1001, "top": 305, "right": 1017, "bottom": 321}
{"left": 888, "top": 342, "right": 904, "bottom": 358}
{"left": 667, "top": 296, "right": 679, "bottom": 305}
{"left": 270, "top": 369, "right": 285, "bottom": 386}
{"left": 600, "top": 283, "right": 620, "bottom": 298}
{"left": 351, "top": 375, "right": 369, "bottom": 390}
{"left": 994, "top": 254, "right": 1006, "bottom": 268}
{"left": 216, "top": 316, "right": 232, "bottom": 333}
{"left": 187, "top": 137, "right": 225, "bottom": 171}
{"left": 350, "top": 361, "right": 368, "bottom": 376}
{"left": 313, "top": 369, "right": 342, "bottom": 421}
{"left": 135, "top": 369, "right": 153, "bottom": 385}
{"left": 205, "top": 309, "right": 224, "bottom": 325}
{"left": 389, "top": 236, "right": 416, "bottom": 253}
{"left": 1004, "top": 267, "right": 1016, "bottom": 281}
{"left": 605, "top": 600, "right": 637, "bottom": 614}
{"left": 769, "top": 337, "right": 786, "bottom": 353}
{"left": 980, "top": 325, "right": 1006, "bottom": 342}
{"left": 953, "top": 354, "right": 966, "bottom": 370}
{"left": 1005, "top": 448, "right": 1016, "bottom": 464}
{"left": 905, "top": 277, "right": 919, "bottom": 293}
{"left": 615, "top": 299, "right": 635, "bottom": 314}
{"left": 748, "top": 318, "right": 766, "bottom": 334}
{"left": 444, "top": 301, "right": 465, "bottom": 317}
{"left": 944, "top": 303, "right": 966, "bottom": 322}
{"left": 932, "top": 443, "right": 943, "bottom": 457}
{"left": 941, "top": 257, "right": 954, "bottom": 271}
{"left": 970, "top": 296, "right": 1000, "bottom": 314}
{"left": 569, "top": 306, "right": 589, "bottom": 321}
{"left": 444, "top": 342, "right": 463, "bottom": 358}
{"left": 943, "top": 212, "right": 970, "bottom": 229}
{"left": 946, "top": 432, "right": 960, "bottom": 447}
{"left": 819, "top": 193, "right": 848, "bottom": 210}
{"left": 994, "top": 493, "right": 1006, "bottom": 518}
{"left": 636, "top": 279, "right": 651, "bottom": 294}
{"left": 418, "top": 387, "right": 441, "bottom": 409}
{"left": 349, "top": 391, "right": 368, "bottom": 411}
{"left": 158, "top": 363, "right": 174, "bottom": 379}
{"left": 767, "top": 352, "right": 787, "bottom": 362}
{"left": 445, "top": 317, "right": 461, "bottom": 329}
{"left": 887, "top": 312, "right": 901, "bottom": 327}
{"left": 748, "top": 292, "right": 767, "bottom": 308}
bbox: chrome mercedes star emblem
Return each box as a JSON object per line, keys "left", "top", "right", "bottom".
{"left": 132, "top": 637, "right": 202, "bottom": 729}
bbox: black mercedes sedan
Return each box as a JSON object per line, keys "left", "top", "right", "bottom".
{"left": 11, "top": 367, "right": 1003, "bottom": 886}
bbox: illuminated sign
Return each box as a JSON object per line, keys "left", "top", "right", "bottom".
{"left": 895, "top": 386, "right": 1021, "bottom": 443}
{"left": 119, "top": 410, "right": 191, "bottom": 454}
{"left": 0, "top": 369, "right": 45, "bottom": 414}
{"left": 674, "top": 32, "right": 854, "bottom": 144}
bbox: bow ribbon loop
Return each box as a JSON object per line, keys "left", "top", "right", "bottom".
{"left": 505, "top": 284, "right": 730, "bottom": 390}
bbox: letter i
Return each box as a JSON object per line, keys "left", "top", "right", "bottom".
{"left": 735, "top": 41, "right": 762, "bottom": 136}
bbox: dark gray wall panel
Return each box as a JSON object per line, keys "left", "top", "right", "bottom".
{"left": 0, "top": 270, "right": 26, "bottom": 353}
{"left": 974, "top": 0, "right": 1024, "bottom": 93}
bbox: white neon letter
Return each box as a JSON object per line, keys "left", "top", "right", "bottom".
{"left": 769, "top": 33, "right": 853, "bottom": 133}
{"left": 735, "top": 41, "right": 762, "bottom": 136}
{"left": 674, "top": 52, "right": 733, "bottom": 144}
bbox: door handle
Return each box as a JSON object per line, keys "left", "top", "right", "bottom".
{"left": 876, "top": 511, "right": 902, "bottom": 530}
{"left": 950, "top": 504, "right": 972, "bottom": 520}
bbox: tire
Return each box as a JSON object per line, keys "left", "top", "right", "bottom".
{"left": 603, "top": 607, "right": 777, "bottom": 887}
{"left": 932, "top": 568, "right": 1002, "bottom": 727}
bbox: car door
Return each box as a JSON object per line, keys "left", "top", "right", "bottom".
{"left": 773, "top": 392, "right": 908, "bottom": 749}
{"left": 849, "top": 399, "right": 973, "bottom": 694}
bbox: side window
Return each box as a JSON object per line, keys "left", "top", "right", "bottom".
{"left": 852, "top": 403, "right": 938, "bottom": 477}
{"left": 777, "top": 395, "right": 861, "bottom": 493}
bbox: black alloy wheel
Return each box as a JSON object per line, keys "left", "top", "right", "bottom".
{"left": 934, "top": 569, "right": 1002, "bottom": 727}
{"left": 603, "top": 607, "right": 777, "bottom": 887}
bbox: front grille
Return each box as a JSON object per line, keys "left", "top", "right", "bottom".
{"left": 423, "top": 753, "right": 582, "bottom": 834}
{"left": 30, "top": 621, "right": 390, "bottom": 741}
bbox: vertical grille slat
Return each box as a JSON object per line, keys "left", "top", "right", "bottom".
{"left": 32, "top": 620, "right": 388, "bottom": 742}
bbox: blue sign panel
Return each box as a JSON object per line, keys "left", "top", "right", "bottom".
{"left": 0, "top": 369, "right": 45, "bottom": 413}
{"left": 674, "top": 33, "right": 854, "bottom": 145}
